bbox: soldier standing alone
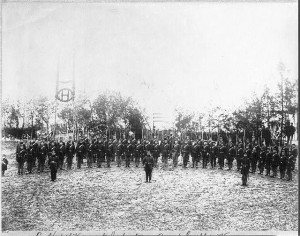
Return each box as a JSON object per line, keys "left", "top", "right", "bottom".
{"left": 241, "top": 154, "right": 250, "bottom": 186}
{"left": 48, "top": 150, "right": 59, "bottom": 181}
{"left": 143, "top": 151, "right": 154, "bottom": 183}
{"left": 236, "top": 144, "right": 244, "bottom": 171}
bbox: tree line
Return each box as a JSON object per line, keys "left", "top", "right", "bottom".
{"left": 2, "top": 91, "right": 147, "bottom": 140}
{"left": 173, "top": 74, "right": 298, "bottom": 146}
{"left": 2, "top": 66, "right": 298, "bottom": 145}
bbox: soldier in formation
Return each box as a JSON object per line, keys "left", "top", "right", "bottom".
{"left": 14, "top": 136, "right": 297, "bottom": 186}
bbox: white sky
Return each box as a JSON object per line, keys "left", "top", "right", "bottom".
{"left": 2, "top": 2, "right": 298, "bottom": 128}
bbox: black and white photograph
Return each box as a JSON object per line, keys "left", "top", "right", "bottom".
{"left": 1, "top": 1, "right": 298, "bottom": 235}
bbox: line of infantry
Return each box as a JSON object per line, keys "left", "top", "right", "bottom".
{"left": 15, "top": 136, "right": 297, "bottom": 185}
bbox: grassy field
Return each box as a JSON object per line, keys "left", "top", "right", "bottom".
{"left": 1, "top": 141, "right": 298, "bottom": 231}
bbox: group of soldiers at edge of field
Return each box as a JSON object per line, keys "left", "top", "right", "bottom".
{"left": 15, "top": 136, "right": 298, "bottom": 184}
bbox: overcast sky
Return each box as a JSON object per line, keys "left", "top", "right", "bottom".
{"left": 2, "top": 2, "right": 298, "bottom": 127}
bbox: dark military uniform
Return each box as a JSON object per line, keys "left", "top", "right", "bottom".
{"left": 98, "top": 141, "right": 105, "bottom": 167}
{"left": 2, "top": 157, "right": 8, "bottom": 176}
{"left": 134, "top": 143, "right": 143, "bottom": 167}
{"left": 228, "top": 146, "right": 236, "bottom": 170}
{"left": 161, "top": 141, "right": 170, "bottom": 168}
{"left": 291, "top": 148, "right": 297, "bottom": 171}
{"left": 203, "top": 144, "right": 210, "bottom": 168}
{"left": 26, "top": 146, "right": 34, "bottom": 174}
{"left": 250, "top": 148, "right": 258, "bottom": 173}
{"left": 173, "top": 142, "right": 181, "bottom": 168}
{"left": 125, "top": 142, "right": 134, "bottom": 167}
{"left": 241, "top": 156, "right": 250, "bottom": 186}
{"left": 143, "top": 153, "right": 154, "bottom": 182}
{"left": 38, "top": 144, "right": 47, "bottom": 172}
{"left": 237, "top": 146, "right": 244, "bottom": 171}
{"left": 87, "top": 143, "right": 93, "bottom": 168}
{"left": 48, "top": 153, "right": 59, "bottom": 181}
{"left": 32, "top": 141, "right": 39, "bottom": 167}
{"left": 218, "top": 145, "right": 227, "bottom": 169}
{"left": 265, "top": 149, "right": 272, "bottom": 176}
{"left": 54, "top": 142, "right": 60, "bottom": 157}
{"left": 286, "top": 154, "right": 295, "bottom": 181}
{"left": 76, "top": 142, "right": 85, "bottom": 169}
{"left": 92, "top": 140, "right": 98, "bottom": 164}
{"left": 149, "top": 140, "right": 155, "bottom": 156}
{"left": 182, "top": 142, "right": 190, "bottom": 168}
{"left": 144, "top": 142, "right": 151, "bottom": 157}
{"left": 58, "top": 143, "right": 66, "bottom": 170}
{"left": 66, "top": 141, "right": 75, "bottom": 169}
{"left": 279, "top": 154, "right": 288, "bottom": 179}
{"left": 153, "top": 142, "right": 161, "bottom": 168}
{"left": 83, "top": 139, "right": 89, "bottom": 164}
{"left": 116, "top": 142, "right": 124, "bottom": 167}
{"left": 112, "top": 140, "right": 118, "bottom": 162}
{"left": 129, "top": 140, "right": 136, "bottom": 161}
{"left": 106, "top": 142, "right": 114, "bottom": 168}
{"left": 17, "top": 146, "right": 26, "bottom": 175}
{"left": 258, "top": 149, "right": 266, "bottom": 175}
{"left": 271, "top": 148, "right": 280, "bottom": 178}
{"left": 211, "top": 145, "right": 219, "bottom": 168}
{"left": 192, "top": 142, "right": 200, "bottom": 168}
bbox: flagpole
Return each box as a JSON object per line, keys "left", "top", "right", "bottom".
{"left": 54, "top": 62, "right": 59, "bottom": 141}
{"left": 72, "top": 52, "right": 76, "bottom": 142}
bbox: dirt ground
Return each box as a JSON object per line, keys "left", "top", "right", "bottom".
{"left": 1, "top": 141, "right": 298, "bottom": 231}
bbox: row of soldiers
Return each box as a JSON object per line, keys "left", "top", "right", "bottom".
{"left": 15, "top": 137, "right": 297, "bottom": 182}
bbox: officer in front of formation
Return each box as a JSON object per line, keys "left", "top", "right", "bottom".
{"left": 143, "top": 151, "right": 154, "bottom": 183}
{"left": 48, "top": 150, "right": 59, "bottom": 181}
{"left": 241, "top": 151, "right": 250, "bottom": 186}
{"left": 236, "top": 144, "right": 244, "bottom": 171}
